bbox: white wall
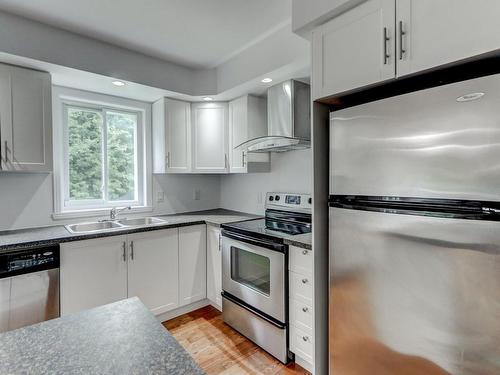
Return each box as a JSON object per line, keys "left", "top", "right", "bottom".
{"left": 0, "top": 174, "right": 221, "bottom": 231}
{"left": 220, "top": 149, "right": 312, "bottom": 215}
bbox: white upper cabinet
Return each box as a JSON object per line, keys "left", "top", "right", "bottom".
{"left": 152, "top": 98, "right": 191, "bottom": 173}
{"left": 0, "top": 63, "right": 52, "bottom": 172}
{"left": 178, "top": 224, "right": 207, "bottom": 306}
{"left": 312, "top": 0, "right": 395, "bottom": 99}
{"left": 127, "top": 229, "right": 179, "bottom": 315}
{"left": 228, "top": 95, "right": 270, "bottom": 174}
{"left": 396, "top": 0, "right": 500, "bottom": 77}
{"left": 313, "top": 0, "right": 500, "bottom": 99}
{"left": 192, "top": 102, "right": 229, "bottom": 173}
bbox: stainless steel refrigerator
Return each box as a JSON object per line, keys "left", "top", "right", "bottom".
{"left": 328, "top": 74, "right": 500, "bottom": 375}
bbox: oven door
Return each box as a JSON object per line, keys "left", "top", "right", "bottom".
{"left": 221, "top": 230, "right": 286, "bottom": 323}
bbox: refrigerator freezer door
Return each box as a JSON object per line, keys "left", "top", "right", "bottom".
{"left": 329, "top": 207, "right": 500, "bottom": 375}
{"left": 330, "top": 73, "right": 500, "bottom": 201}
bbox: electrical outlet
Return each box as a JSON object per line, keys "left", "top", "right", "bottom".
{"left": 156, "top": 190, "right": 165, "bottom": 203}
{"left": 194, "top": 189, "right": 201, "bottom": 201}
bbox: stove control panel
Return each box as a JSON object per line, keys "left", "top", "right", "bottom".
{"left": 266, "top": 192, "right": 312, "bottom": 212}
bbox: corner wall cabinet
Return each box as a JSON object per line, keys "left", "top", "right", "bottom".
{"left": 191, "top": 102, "right": 229, "bottom": 173}
{"left": 0, "top": 63, "right": 52, "bottom": 172}
{"left": 312, "top": 0, "right": 500, "bottom": 99}
{"left": 61, "top": 225, "right": 206, "bottom": 316}
{"left": 228, "top": 95, "right": 270, "bottom": 173}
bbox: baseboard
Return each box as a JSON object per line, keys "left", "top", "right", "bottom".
{"left": 295, "top": 354, "right": 314, "bottom": 374}
{"left": 209, "top": 300, "right": 222, "bottom": 312}
{"left": 155, "top": 299, "right": 211, "bottom": 323}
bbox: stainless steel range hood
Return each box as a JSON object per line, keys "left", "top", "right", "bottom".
{"left": 237, "top": 80, "right": 311, "bottom": 153}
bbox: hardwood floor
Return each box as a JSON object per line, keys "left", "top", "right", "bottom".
{"left": 163, "top": 305, "right": 311, "bottom": 375}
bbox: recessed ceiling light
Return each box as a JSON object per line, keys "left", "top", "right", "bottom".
{"left": 261, "top": 78, "right": 273, "bottom": 83}
{"left": 456, "top": 92, "right": 484, "bottom": 102}
{"left": 112, "top": 80, "right": 126, "bottom": 87}
{"left": 203, "top": 97, "right": 213, "bottom": 101}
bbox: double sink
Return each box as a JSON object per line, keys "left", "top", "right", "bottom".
{"left": 65, "top": 217, "right": 168, "bottom": 234}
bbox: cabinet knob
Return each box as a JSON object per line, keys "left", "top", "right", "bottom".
{"left": 302, "top": 336, "right": 309, "bottom": 342}
{"left": 302, "top": 307, "right": 309, "bottom": 313}
{"left": 302, "top": 249, "right": 308, "bottom": 255}
{"left": 301, "top": 278, "right": 308, "bottom": 284}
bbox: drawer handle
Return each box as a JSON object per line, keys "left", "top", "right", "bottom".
{"left": 302, "top": 307, "right": 309, "bottom": 313}
{"left": 301, "top": 278, "right": 308, "bottom": 284}
{"left": 302, "top": 249, "right": 308, "bottom": 255}
{"left": 302, "top": 336, "right": 309, "bottom": 342}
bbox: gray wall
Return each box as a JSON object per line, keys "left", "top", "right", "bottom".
{"left": 0, "top": 174, "right": 221, "bottom": 231}
{"left": 0, "top": 149, "right": 311, "bottom": 230}
{"left": 220, "top": 149, "right": 312, "bottom": 214}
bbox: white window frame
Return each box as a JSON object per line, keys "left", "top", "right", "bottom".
{"left": 52, "top": 86, "right": 152, "bottom": 219}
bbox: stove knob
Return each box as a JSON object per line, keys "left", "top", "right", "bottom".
{"left": 269, "top": 196, "right": 274, "bottom": 201}
{"left": 308, "top": 198, "right": 312, "bottom": 204}
{"left": 275, "top": 195, "right": 280, "bottom": 201}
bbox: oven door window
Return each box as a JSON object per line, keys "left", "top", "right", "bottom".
{"left": 230, "top": 246, "right": 271, "bottom": 296}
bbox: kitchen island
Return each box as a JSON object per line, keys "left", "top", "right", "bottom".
{"left": 0, "top": 297, "right": 205, "bottom": 375}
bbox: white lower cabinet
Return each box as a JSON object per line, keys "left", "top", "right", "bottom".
{"left": 288, "top": 246, "right": 314, "bottom": 370}
{"left": 206, "top": 225, "right": 222, "bottom": 309}
{"left": 61, "top": 226, "right": 208, "bottom": 316}
{"left": 178, "top": 225, "right": 207, "bottom": 306}
{"left": 60, "top": 236, "right": 128, "bottom": 315}
{"left": 127, "top": 229, "right": 179, "bottom": 315}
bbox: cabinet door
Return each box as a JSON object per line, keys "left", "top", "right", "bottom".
{"left": 165, "top": 99, "right": 191, "bottom": 173}
{"left": 397, "top": 0, "right": 500, "bottom": 77}
{"left": 1, "top": 65, "right": 52, "bottom": 172}
{"left": 0, "top": 64, "right": 11, "bottom": 171}
{"left": 60, "top": 236, "right": 128, "bottom": 315}
{"left": 192, "top": 102, "right": 228, "bottom": 173}
{"left": 312, "top": 0, "right": 395, "bottom": 99}
{"left": 228, "top": 97, "right": 247, "bottom": 173}
{"left": 206, "top": 225, "right": 222, "bottom": 309}
{"left": 0, "top": 278, "right": 10, "bottom": 333}
{"left": 179, "top": 224, "right": 207, "bottom": 306}
{"left": 127, "top": 228, "right": 179, "bottom": 315}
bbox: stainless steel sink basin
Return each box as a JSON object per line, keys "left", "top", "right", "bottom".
{"left": 65, "top": 221, "right": 125, "bottom": 234}
{"left": 118, "top": 217, "right": 167, "bottom": 227}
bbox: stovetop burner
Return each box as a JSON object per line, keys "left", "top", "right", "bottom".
{"left": 222, "top": 192, "right": 312, "bottom": 242}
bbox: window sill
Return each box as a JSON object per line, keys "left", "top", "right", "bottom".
{"left": 52, "top": 206, "right": 153, "bottom": 221}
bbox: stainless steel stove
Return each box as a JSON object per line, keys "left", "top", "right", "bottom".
{"left": 220, "top": 192, "right": 311, "bottom": 363}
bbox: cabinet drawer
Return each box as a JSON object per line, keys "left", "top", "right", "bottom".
{"left": 290, "top": 298, "right": 313, "bottom": 336}
{"left": 289, "top": 271, "right": 313, "bottom": 306}
{"left": 290, "top": 325, "right": 314, "bottom": 365}
{"left": 289, "top": 246, "right": 312, "bottom": 276}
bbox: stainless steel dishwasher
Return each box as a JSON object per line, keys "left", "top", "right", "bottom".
{"left": 0, "top": 245, "right": 60, "bottom": 333}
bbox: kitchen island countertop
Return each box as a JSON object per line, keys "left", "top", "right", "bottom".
{"left": 0, "top": 297, "right": 205, "bottom": 375}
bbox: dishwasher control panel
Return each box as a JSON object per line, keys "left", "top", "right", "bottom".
{"left": 0, "top": 245, "right": 60, "bottom": 278}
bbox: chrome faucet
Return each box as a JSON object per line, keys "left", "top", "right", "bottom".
{"left": 109, "top": 206, "right": 131, "bottom": 220}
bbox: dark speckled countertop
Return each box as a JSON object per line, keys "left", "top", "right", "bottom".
{"left": 0, "top": 297, "right": 205, "bottom": 375}
{"left": 0, "top": 209, "right": 260, "bottom": 253}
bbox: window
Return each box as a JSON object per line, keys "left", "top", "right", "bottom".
{"left": 53, "top": 87, "right": 151, "bottom": 217}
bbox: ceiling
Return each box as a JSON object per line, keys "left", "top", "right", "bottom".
{"left": 0, "top": 0, "right": 292, "bottom": 69}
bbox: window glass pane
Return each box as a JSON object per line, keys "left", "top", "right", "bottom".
{"left": 231, "top": 247, "right": 270, "bottom": 296}
{"left": 67, "top": 107, "right": 103, "bottom": 200}
{"left": 106, "top": 111, "right": 137, "bottom": 201}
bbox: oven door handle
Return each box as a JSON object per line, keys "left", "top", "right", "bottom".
{"left": 221, "top": 229, "right": 286, "bottom": 253}
{"left": 221, "top": 291, "right": 286, "bottom": 329}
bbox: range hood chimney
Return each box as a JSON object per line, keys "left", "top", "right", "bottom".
{"left": 237, "top": 80, "right": 311, "bottom": 153}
